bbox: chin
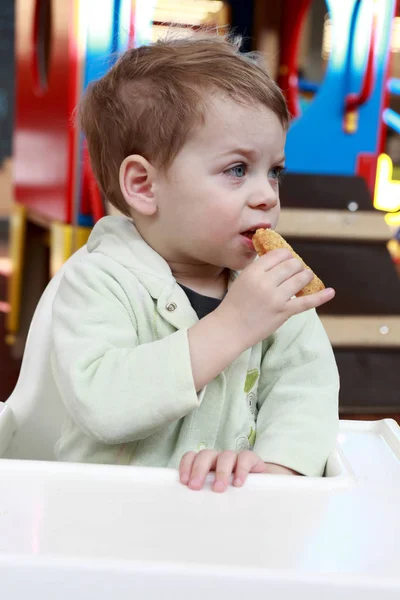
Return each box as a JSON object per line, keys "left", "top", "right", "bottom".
{"left": 225, "top": 254, "right": 256, "bottom": 271}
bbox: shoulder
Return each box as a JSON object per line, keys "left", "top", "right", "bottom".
{"left": 53, "top": 250, "right": 142, "bottom": 319}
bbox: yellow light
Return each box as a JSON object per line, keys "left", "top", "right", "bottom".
{"left": 374, "top": 153, "right": 400, "bottom": 212}
{"left": 387, "top": 239, "right": 400, "bottom": 262}
{"left": 385, "top": 212, "right": 400, "bottom": 227}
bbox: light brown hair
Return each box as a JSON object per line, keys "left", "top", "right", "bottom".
{"left": 79, "top": 34, "right": 290, "bottom": 216}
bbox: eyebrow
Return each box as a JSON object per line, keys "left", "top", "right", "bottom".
{"left": 217, "top": 148, "right": 286, "bottom": 164}
{"left": 216, "top": 147, "right": 258, "bottom": 160}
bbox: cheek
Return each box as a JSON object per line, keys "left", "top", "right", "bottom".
{"left": 271, "top": 203, "right": 281, "bottom": 228}
{"left": 161, "top": 176, "right": 242, "bottom": 231}
{"left": 157, "top": 183, "right": 194, "bottom": 222}
{"left": 186, "top": 202, "right": 234, "bottom": 238}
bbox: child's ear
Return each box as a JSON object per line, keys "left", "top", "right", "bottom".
{"left": 119, "top": 155, "right": 157, "bottom": 216}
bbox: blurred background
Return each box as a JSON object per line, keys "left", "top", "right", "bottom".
{"left": 0, "top": 0, "right": 399, "bottom": 419}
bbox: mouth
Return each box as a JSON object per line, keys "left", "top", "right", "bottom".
{"left": 240, "top": 224, "right": 271, "bottom": 240}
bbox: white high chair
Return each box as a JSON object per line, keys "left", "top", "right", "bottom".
{"left": 2, "top": 248, "right": 400, "bottom": 598}
{"left": 0, "top": 245, "right": 88, "bottom": 460}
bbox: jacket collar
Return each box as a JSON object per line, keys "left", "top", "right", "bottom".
{"left": 88, "top": 215, "right": 238, "bottom": 329}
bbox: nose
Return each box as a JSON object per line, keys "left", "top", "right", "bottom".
{"left": 247, "top": 180, "right": 279, "bottom": 211}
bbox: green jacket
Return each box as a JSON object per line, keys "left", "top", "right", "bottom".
{"left": 51, "top": 216, "right": 339, "bottom": 475}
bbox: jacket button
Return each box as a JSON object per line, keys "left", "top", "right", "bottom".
{"left": 166, "top": 302, "right": 177, "bottom": 312}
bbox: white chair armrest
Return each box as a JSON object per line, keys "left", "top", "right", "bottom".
{"left": 0, "top": 403, "right": 17, "bottom": 457}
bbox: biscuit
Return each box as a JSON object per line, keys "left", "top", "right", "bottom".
{"left": 252, "top": 229, "right": 325, "bottom": 296}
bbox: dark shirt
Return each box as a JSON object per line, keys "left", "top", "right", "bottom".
{"left": 179, "top": 284, "right": 222, "bottom": 319}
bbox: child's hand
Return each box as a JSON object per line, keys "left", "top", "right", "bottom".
{"left": 179, "top": 449, "right": 293, "bottom": 493}
{"left": 216, "top": 249, "right": 335, "bottom": 350}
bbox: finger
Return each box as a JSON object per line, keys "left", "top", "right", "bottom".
{"left": 188, "top": 450, "right": 219, "bottom": 490}
{"left": 179, "top": 452, "right": 197, "bottom": 485}
{"left": 279, "top": 268, "right": 314, "bottom": 299}
{"left": 213, "top": 451, "right": 238, "bottom": 493}
{"left": 254, "top": 249, "right": 293, "bottom": 272}
{"left": 287, "top": 287, "right": 336, "bottom": 316}
{"left": 270, "top": 258, "right": 305, "bottom": 287}
{"left": 179, "top": 451, "right": 197, "bottom": 485}
{"left": 234, "top": 451, "right": 264, "bottom": 487}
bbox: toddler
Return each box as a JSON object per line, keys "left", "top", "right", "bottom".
{"left": 51, "top": 34, "right": 339, "bottom": 492}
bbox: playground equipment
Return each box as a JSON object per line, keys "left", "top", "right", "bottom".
{"left": 6, "top": 0, "right": 142, "bottom": 351}
{"left": 276, "top": 0, "right": 400, "bottom": 413}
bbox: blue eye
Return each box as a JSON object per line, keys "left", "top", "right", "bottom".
{"left": 225, "top": 163, "right": 247, "bottom": 178}
{"left": 269, "top": 167, "right": 286, "bottom": 183}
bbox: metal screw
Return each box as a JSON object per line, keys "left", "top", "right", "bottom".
{"left": 347, "top": 201, "right": 359, "bottom": 212}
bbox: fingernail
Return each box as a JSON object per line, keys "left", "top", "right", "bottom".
{"left": 234, "top": 478, "right": 243, "bottom": 487}
{"left": 189, "top": 477, "right": 201, "bottom": 489}
{"left": 213, "top": 480, "right": 225, "bottom": 493}
{"left": 180, "top": 473, "right": 189, "bottom": 485}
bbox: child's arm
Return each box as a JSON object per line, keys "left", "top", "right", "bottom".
{"left": 253, "top": 309, "right": 339, "bottom": 477}
{"left": 188, "top": 249, "right": 335, "bottom": 391}
{"left": 51, "top": 255, "right": 207, "bottom": 445}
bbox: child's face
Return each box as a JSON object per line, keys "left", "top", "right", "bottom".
{"left": 153, "top": 95, "right": 286, "bottom": 271}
